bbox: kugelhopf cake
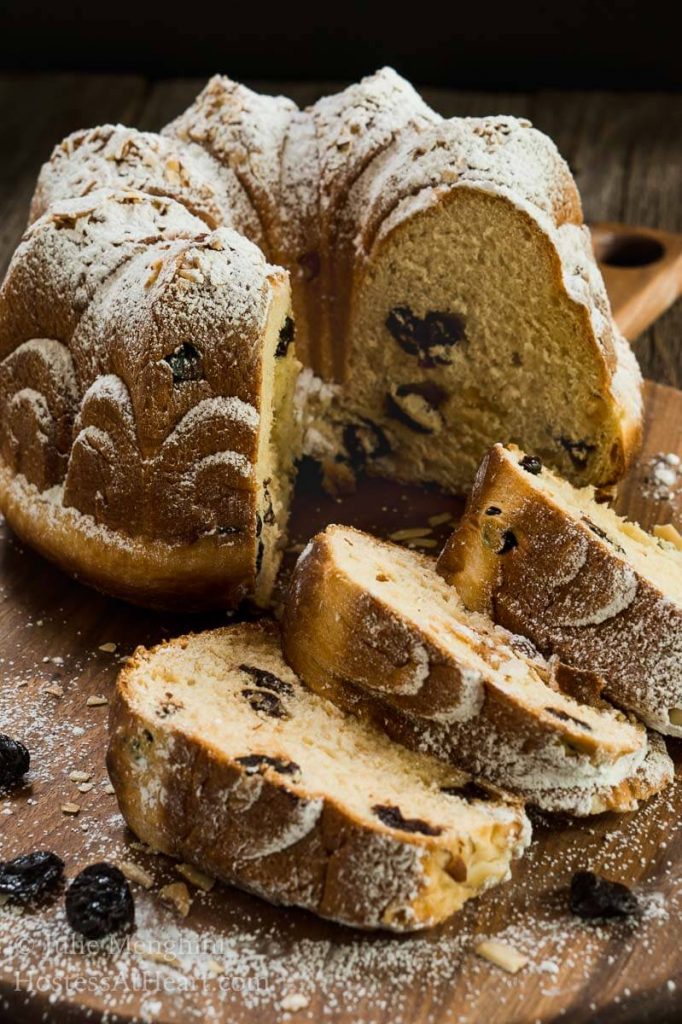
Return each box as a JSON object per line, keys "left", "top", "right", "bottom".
{"left": 0, "top": 190, "right": 300, "bottom": 609}
{"left": 438, "top": 444, "right": 682, "bottom": 736}
{"left": 107, "top": 621, "right": 530, "bottom": 931}
{"left": 281, "top": 526, "right": 672, "bottom": 815}
{"left": 1, "top": 69, "right": 642, "bottom": 607}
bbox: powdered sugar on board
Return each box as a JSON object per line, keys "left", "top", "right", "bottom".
{"left": 641, "top": 452, "right": 682, "bottom": 503}
{"left": 2, "top": 413, "right": 682, "bottom": 1023}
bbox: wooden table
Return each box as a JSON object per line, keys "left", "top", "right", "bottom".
{"left": 0, "top": 76, "right": 681, "bottom": 1024}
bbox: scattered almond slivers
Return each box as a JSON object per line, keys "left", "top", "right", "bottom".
{"left": 428, "top": 512, "right": 453, "bottom": 527}
{"left": 475, "top": 940, "right": 529, "bottom": 974}
{"left": 118, "top": 861, "right": 155, "bottom": 889}
{"left": 389, "top": 527, "right": 433, "bottom": 541}
{"left": 159, "top": 881, "right": 192, "bottom": 918}
{"left": 177, "top": 863, "right": 215, "bottom": 892}
{"left": 130, "top": 940, "right": 181, "bottom": 968}
{"left": 86, "top": 695, "right": 108, "bottom": 707}
{"left": 61, "top": 803, "right": 80, "bottom": 815}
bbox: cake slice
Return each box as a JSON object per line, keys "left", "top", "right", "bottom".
{"left": 281, "top": 526, "right": 672, "bottom": 815}
{"left": 107, "top": 621, "right": 530, "bottom": 931}
{"left": 437, "top": 443, "right": 682, "bottom": 737}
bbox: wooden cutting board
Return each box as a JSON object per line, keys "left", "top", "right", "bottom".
{"left": 0, "top": 230, "right": 681, "bottom": 1024}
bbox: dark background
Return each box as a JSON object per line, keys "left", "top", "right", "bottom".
{"left": 0, "top": 0, "right": 677, "bottom": 89}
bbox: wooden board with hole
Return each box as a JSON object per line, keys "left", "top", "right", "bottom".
{"left": 0, "top": 380, "right": 680, "bottom": 1024}
{"left": 591, "top": 222, "right": 682, "bottom": 342}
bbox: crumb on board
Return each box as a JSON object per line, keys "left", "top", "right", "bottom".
{"left": 86, "top": 695, "right": 108, "bottom": 707}
{"left": 159, "top": 881, "right": 192, "bottom": 918}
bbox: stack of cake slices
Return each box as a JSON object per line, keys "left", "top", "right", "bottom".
{"left": 108, "top": 445, "right": 680, "bottom": 931}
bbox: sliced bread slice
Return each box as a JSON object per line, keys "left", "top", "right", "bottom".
{"left": 281, "top": 526, "right": 672, "bottom": 815}
{"left": 437, "top": 443, "right": 682, "bottom": 737}
{"left": 107, "top": 620, "right": 530, "bottom": 932}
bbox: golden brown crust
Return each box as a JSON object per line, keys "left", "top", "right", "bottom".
{"left": 0, "top": 191, "right": 294, "bottom": 610}
{"left": 281, "top": 526, "right": 671, "bottom": 815}
{"left": 438, "top": 444, "right": 682, "bottom": 736}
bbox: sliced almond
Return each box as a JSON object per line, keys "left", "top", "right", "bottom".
{"left": 61, "top": 803, "right": 80, "bottom": 816}
{"left": 428, "top": 512, "right": 453, "bottom": 527}
{"left": 388, "top": 527, "right": 433, "bottom": 541}
{"left": 98, "top": 643, "right": 117, "bottom": 653}
{"left": 69, "top": 770, "right": 92, "bottom": 783}
{"left": 118, "top": 861, "right": 155, "bottom": 889}
{"left": 176, "top": 863, "right": 215, "bottom": 892}
{"left": 86, "top": 695, "right": 108, "bottom": 707}
{"left": 475, "top": 940, "right": 529, "bottom": 974}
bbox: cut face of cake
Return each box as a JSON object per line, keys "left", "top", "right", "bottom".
{"left": 281, "top": 526, "right": 672, "bottom": 815}
{"left": 107, "top": 621, "right": 530, "bottom": 931}
{"left": 344, "top": 183, "right": 641, "bottom": 492}
{"left": 0, "top": 191, "right": 301, "bottom": 610}
{"left": 438, "top": 443, "right": 682, "bottom": 736}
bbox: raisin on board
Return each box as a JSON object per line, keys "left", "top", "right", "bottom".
{"left": 0, "top": 734, "right": 30, "bottom": 789}
{"left": 0, "top": 851, "right": 64, "bottom": 901}
{"left": 372, "top": 803, "right": 443, "bottom": 836}
{"left": 163, "top": 342, "right": 203, "bottom": 383}
{"left": 520, "top": 454, "right": 542, "bottom": 475}
{"left": 65, "top": 863, "right": 135, "bottom": 939}
{"left": 569, "top": 870, "right": 639, "bottom": 919}
{"left": 236, "top": 755, "right": 300, "bottom": 776}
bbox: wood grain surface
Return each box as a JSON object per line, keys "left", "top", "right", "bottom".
{"left": 0, "top": 75, "right": 681, "bottom": 1024}
{"left": 0, "top": 380, "right": 680, "bottom": 1024}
